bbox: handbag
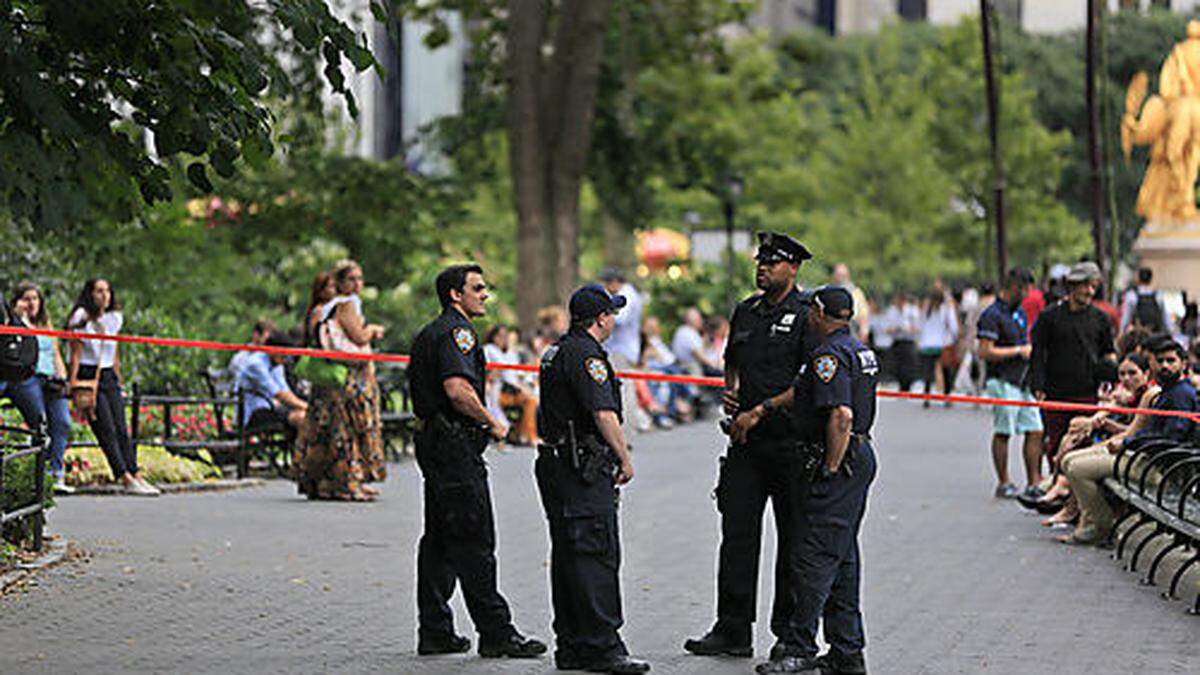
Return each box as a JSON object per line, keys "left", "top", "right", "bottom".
{"left": 295, "top": 313, "right": 348, "bottom": 389}
{"left": 41, "top": 375, "right": 67, "bottom": 400}
{"left": 70, "top": 378, "right": 99, "bottom": 417}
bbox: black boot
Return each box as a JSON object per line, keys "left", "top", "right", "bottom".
{"left": 815, "top": 650, "right": 867, "bottom": 674}
{"left": 478, "top": 632, "right": 548, "bottom": 658}
{"left": 683, "top": 623, "right": 752, "bottom": 657}
{"left": 755, "top": 655, "right": 821, "bottom": 674}
{"left": 416, "top": 631, "right": 470, "bottom": 655}
{"left": 583, "top": 654, "right": 651, "bottom": 674}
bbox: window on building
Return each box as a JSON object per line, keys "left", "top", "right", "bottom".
{"left": 897, "top": 0, "right": 926, "bottom": 21}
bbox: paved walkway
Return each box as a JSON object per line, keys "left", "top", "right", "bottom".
{"left": 2, "top": 402, "right": 1198, "bottom": 674}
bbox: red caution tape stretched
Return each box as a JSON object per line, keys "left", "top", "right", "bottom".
{"left": 2, "top": 324, "right": 1197, "bottom": 422}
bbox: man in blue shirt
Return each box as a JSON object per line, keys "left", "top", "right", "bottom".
{"left": 600, "top": 269, "right": 643, "bottom": 434}
{"left": 977, "top": 268, "right": 1044, "bottom": 500}
{"left": 235, "top": 335, "right": 306, "bottom": 430}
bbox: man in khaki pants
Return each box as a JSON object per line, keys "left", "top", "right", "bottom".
{"left": 1062, "top": 337, "right": 1198, "bottom": 545}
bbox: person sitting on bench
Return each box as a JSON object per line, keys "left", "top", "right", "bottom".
{"left": 236, "top": 333, "right": 307, "bottom": 431}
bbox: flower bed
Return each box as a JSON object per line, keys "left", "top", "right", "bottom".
{"left": 64, "top": 445, "right": 222, "bottom": 487}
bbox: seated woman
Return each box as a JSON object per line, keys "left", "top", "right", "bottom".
{"left": 483, "top": 325, "right": 539, "bottom": 446}
{"left": 1060, "top": 338, "right": 1198, "bottom": 545}
{"left": 1034, "top": 352, "right": 1152, "bottom": 521}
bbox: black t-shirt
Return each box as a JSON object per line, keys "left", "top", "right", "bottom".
{"left": 1028, "top": 301, "right": 1116, "bottom": 398}
{"left": 793, "top": 327, "right": 879, "bottom": 442}
{"left": 976, "top": 299, "right": 1029, "bottom": 386}
{"left": 537, "top": 327, "right": 622, "bottom": 441}
{"left": 408, "top": 308, "right": 486, "bottom": 423}
{"left": 725, "top": 288, "right": 810, "bottom": 440}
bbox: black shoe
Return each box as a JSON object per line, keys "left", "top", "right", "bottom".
{"left": 756, "top": 655, "right": 821, "bottom": 674}
{"left": 556, "top": 650, "right": 586, "bottom": 671}
{"left": 479, "top": 632, "right": 548, "bottom": 658}
{"left": 815, "top": 650, "right": 867, "bottom": 674}
{"left": 417, "top": 632, "right": 470, "bottom": 655}
{"left": 769, "top": 642, "right": 804, "bottom": 661}
{"left": 583, "top": 654, "right": 651, "bottom": 674}
{"left": 683, "top": 625, "right": 752, "bottom": 657}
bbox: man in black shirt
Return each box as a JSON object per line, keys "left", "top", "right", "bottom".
{"left": 684, "top": 232, "right": 813, "bottom": 660}
{"left": 1028, "top": 262, "right": 1116, "bottom": 482}
{"left": 409, "top": 264, "right": 547, "bottom": 660}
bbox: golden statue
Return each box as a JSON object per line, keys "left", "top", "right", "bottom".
{"left": 1122, "top": 20, "right": 1200, "bottom": 229}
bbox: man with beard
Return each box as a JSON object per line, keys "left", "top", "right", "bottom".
{"left": 408, "top": 264, "right": 547, "bottom": 660}
{"left": 684, "top": 232, "right": 813, "bottom": 660}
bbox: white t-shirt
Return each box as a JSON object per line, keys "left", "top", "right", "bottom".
{"left": 917, "top": 303, "right": 958, "bottom": 351}
{"left": 671, "top": 324, "right": 705, "bottom": 366}
{"left": 69, "top": 308, "right": 122, "bottom": 368}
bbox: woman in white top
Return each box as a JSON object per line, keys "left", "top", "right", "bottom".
{"left": 916, "top": 288, "right": 959, "bottom": 408}
{"left": 66, "top": 279, "right": 158, "bottom": 495}
{"left": 293, "top": 260, "right": 387, "bottom": 501}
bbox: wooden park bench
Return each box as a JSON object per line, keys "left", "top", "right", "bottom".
{"left": 1106, "top": 433, "right": 1200, "bottom": 614}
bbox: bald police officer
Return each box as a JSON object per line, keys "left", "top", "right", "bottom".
{"left": 536, "top": 284, "right": 650, "bottom": 674}
{"left": 753, "top": 286, "right": 879, "bottom": 675}
{"left": 685, "top": 232, "right": 814, "bottom": 660}
{"left": 408, "top": 264, "right": 547, "bottom": 659}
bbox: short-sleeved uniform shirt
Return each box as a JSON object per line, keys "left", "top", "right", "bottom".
{"left": 408, "top": 308, "right": 486, "bottom": 424}
{"left": 976, "top": 299, "right": 1028, "bottom": 386}
{"left": 538, "top": 327, "right": 622, "bottom": 442}
{"left": 725, "top": 289, "right": 810, "bottom": 439}
{"left": 793, "top": 327, "right": 879, "bottom": 442}
{"left": 1144, "top": 378, "right": 1199, "bottom": 441}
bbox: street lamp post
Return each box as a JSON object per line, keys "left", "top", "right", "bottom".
{"left": 723, "top": 175, "right": 744, "bottom": 311}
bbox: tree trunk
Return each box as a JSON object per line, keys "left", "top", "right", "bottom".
{"left": 506, "top": 0, "right": 613, "bottom": 328}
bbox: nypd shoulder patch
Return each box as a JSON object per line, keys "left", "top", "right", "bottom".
{"left": 452, "top": 326, "right": 476, "bottom": 354}
{"left": 814, "top": 354, "right": 838, "bottom": 383}
{"left": 586, "top": 357, "right": 609, "bottom": 384}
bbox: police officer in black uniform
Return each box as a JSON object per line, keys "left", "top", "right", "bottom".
{"left": 536, "top": 284, "right": 650, "bottom": 674}
{"left": 684, "top": 232, "right": 814, "bottom": 660}
{"left": 408, "top": 264, "right": 547, "bottom": 660}
{"left": 752, "top": 286, "right": 879, "bottom": 675}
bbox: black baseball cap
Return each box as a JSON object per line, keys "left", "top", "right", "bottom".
{"left": 755, "top": 232, "right": 813, "bottom": 265}
{"left": 569, "top": 284, "right": 627, "bottom": 320}
{"left": 812, "top": 285, "right": 854, "bottom": 320}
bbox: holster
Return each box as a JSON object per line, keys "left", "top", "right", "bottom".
{"left": 427, "top": 414, "right": 488, "bottom": 466}
{"left": 542, "top": 434, "right": 615, "bottom": 485}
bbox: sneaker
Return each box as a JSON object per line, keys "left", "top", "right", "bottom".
{"left": 53, "top": 479, "right": 75, "bottom": 495}
{"left": 1020, "top": 485, "right": 1045, "bottom": 502}
{"left": 124, "top": 480, "right": 160, "bottom": 497}
{"left": 993, "top": 483, "right": 1020, "bottom": 499}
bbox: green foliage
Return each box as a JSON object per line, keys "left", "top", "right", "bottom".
{"left": 1, "top": 448, "right": 54, "bottom": 548}
{"left": 1, "top": 0, "right": 380, "bottom": 228}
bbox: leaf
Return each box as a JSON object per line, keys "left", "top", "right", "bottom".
{"left": 241, "top": 131, "right": 274, "bottom": 170}
{"left": 187, "top": 162, "right": 214, "bottom": 193}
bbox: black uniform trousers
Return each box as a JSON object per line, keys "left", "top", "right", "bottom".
{"left": 415, "top": 426, "right": 515, "bottom": 641}
{"left": 534, "top": 449, "right": 628, "bottom": 661}
{"left": 715, "top": 436, "right": 800, "bottom": 642}
{"left": 788, "top": 440, "right": 877, "bottom": 658}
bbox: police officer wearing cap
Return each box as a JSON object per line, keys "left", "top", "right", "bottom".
{"left": 408, "top": 264, "right": 547, "bottom": 660}
{"left": 536, "top": 284, "right": 650, "bottom": 674}
{"left": 750, "top": 286, "right": 879, "bottom": 675}
{"left": 684, "top": 232, "right": 814, "bottom": 660}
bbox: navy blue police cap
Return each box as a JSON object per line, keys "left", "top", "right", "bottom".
{"left": 812, "top": 285, "right": 854, "bottom": 320}
{"left": 570, "top": 284, "right": 627, "bottom": 321}
{"left": 755, "top": 232, "right": 813, "bottom": 265}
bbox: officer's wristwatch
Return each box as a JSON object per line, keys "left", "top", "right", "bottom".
{"left": 760, "top": 397, "right": 776, "bottom": 416}
{"left": 818, "top": 464, "right": 837, "bottom": 481}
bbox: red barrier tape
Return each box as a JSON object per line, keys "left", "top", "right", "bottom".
{"left": 3, "top": 325, "right": 1198, "bottom": 421}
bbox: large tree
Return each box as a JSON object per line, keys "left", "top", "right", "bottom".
{"left": 1, "top": 0, "right": 378, "bottom": 228}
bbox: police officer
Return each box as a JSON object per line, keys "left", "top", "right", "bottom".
{"left": 684, "top": 232, "right": 814, "bottom": 660}
{"left": 408, "top": 263, "right": 547, "bottom": 659}
{"left": 536, "top": 284, "right": 650, "bottom": 674}
{"left": 753, "top": 286, "right": 879, "bottom": 675}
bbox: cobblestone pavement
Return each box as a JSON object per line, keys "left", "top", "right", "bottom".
{"left": 2, "top": 402, "right": 1198, "bottom": 674}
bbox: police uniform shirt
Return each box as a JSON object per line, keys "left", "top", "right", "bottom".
{"left": 794, "top": 326, "right": 879, "bottom": 440}
{"left": 537, "top": 327, "right": 622, "bottom": 442}
{"left": 725, "top": 288, "right": 809, "bottom": 438}
{"left": 408, "top": 308, "right": 486, "bottom": 423}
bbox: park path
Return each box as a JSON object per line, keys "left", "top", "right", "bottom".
{"left": 2, "top": 401, "right": 1198, "bottom": 674}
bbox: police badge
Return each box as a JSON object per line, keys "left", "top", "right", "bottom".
{"left": 814, "top": 354, "right": 838, "bottom": 383}
{"left": 452, "top": 326, "right": 476, "bottom": 354}
{"left": 586, "top": 357, "right": 608, "bottom": 384}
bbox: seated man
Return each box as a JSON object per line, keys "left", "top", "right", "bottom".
{"left": 235, "top": 334, "right": 307, "bottom": 432}
{"left": 227, "top": 319, "right": 275, "bottom": 380}
{"left": 1061, "top": 336, "right": 1197, "bottom": 545}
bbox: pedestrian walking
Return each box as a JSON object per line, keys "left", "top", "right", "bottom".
{"left": 534, "top": 283, "right": 649, "bottom": 674}
{"left": 407, "top": 263, "right": 547, "bottom": 660}
{"left": 684, "top": 232, "right": 813, "bottom": 660}
{"left": 747, "top": 286, "right": 879, "bottom": 675}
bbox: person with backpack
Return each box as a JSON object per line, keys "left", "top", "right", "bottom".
{"left": 1120, "top": 267, "right": 1171, "bottom": 334}
{"left": 0, "top": 286, "right": 45, "bottom": 448}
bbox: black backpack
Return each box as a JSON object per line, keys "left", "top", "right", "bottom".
{"left": 0, "top": 305, "right": 38, "bottom": 383}
{"left": 1133, "top": 290, "right": 1166, "bottom": 332}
